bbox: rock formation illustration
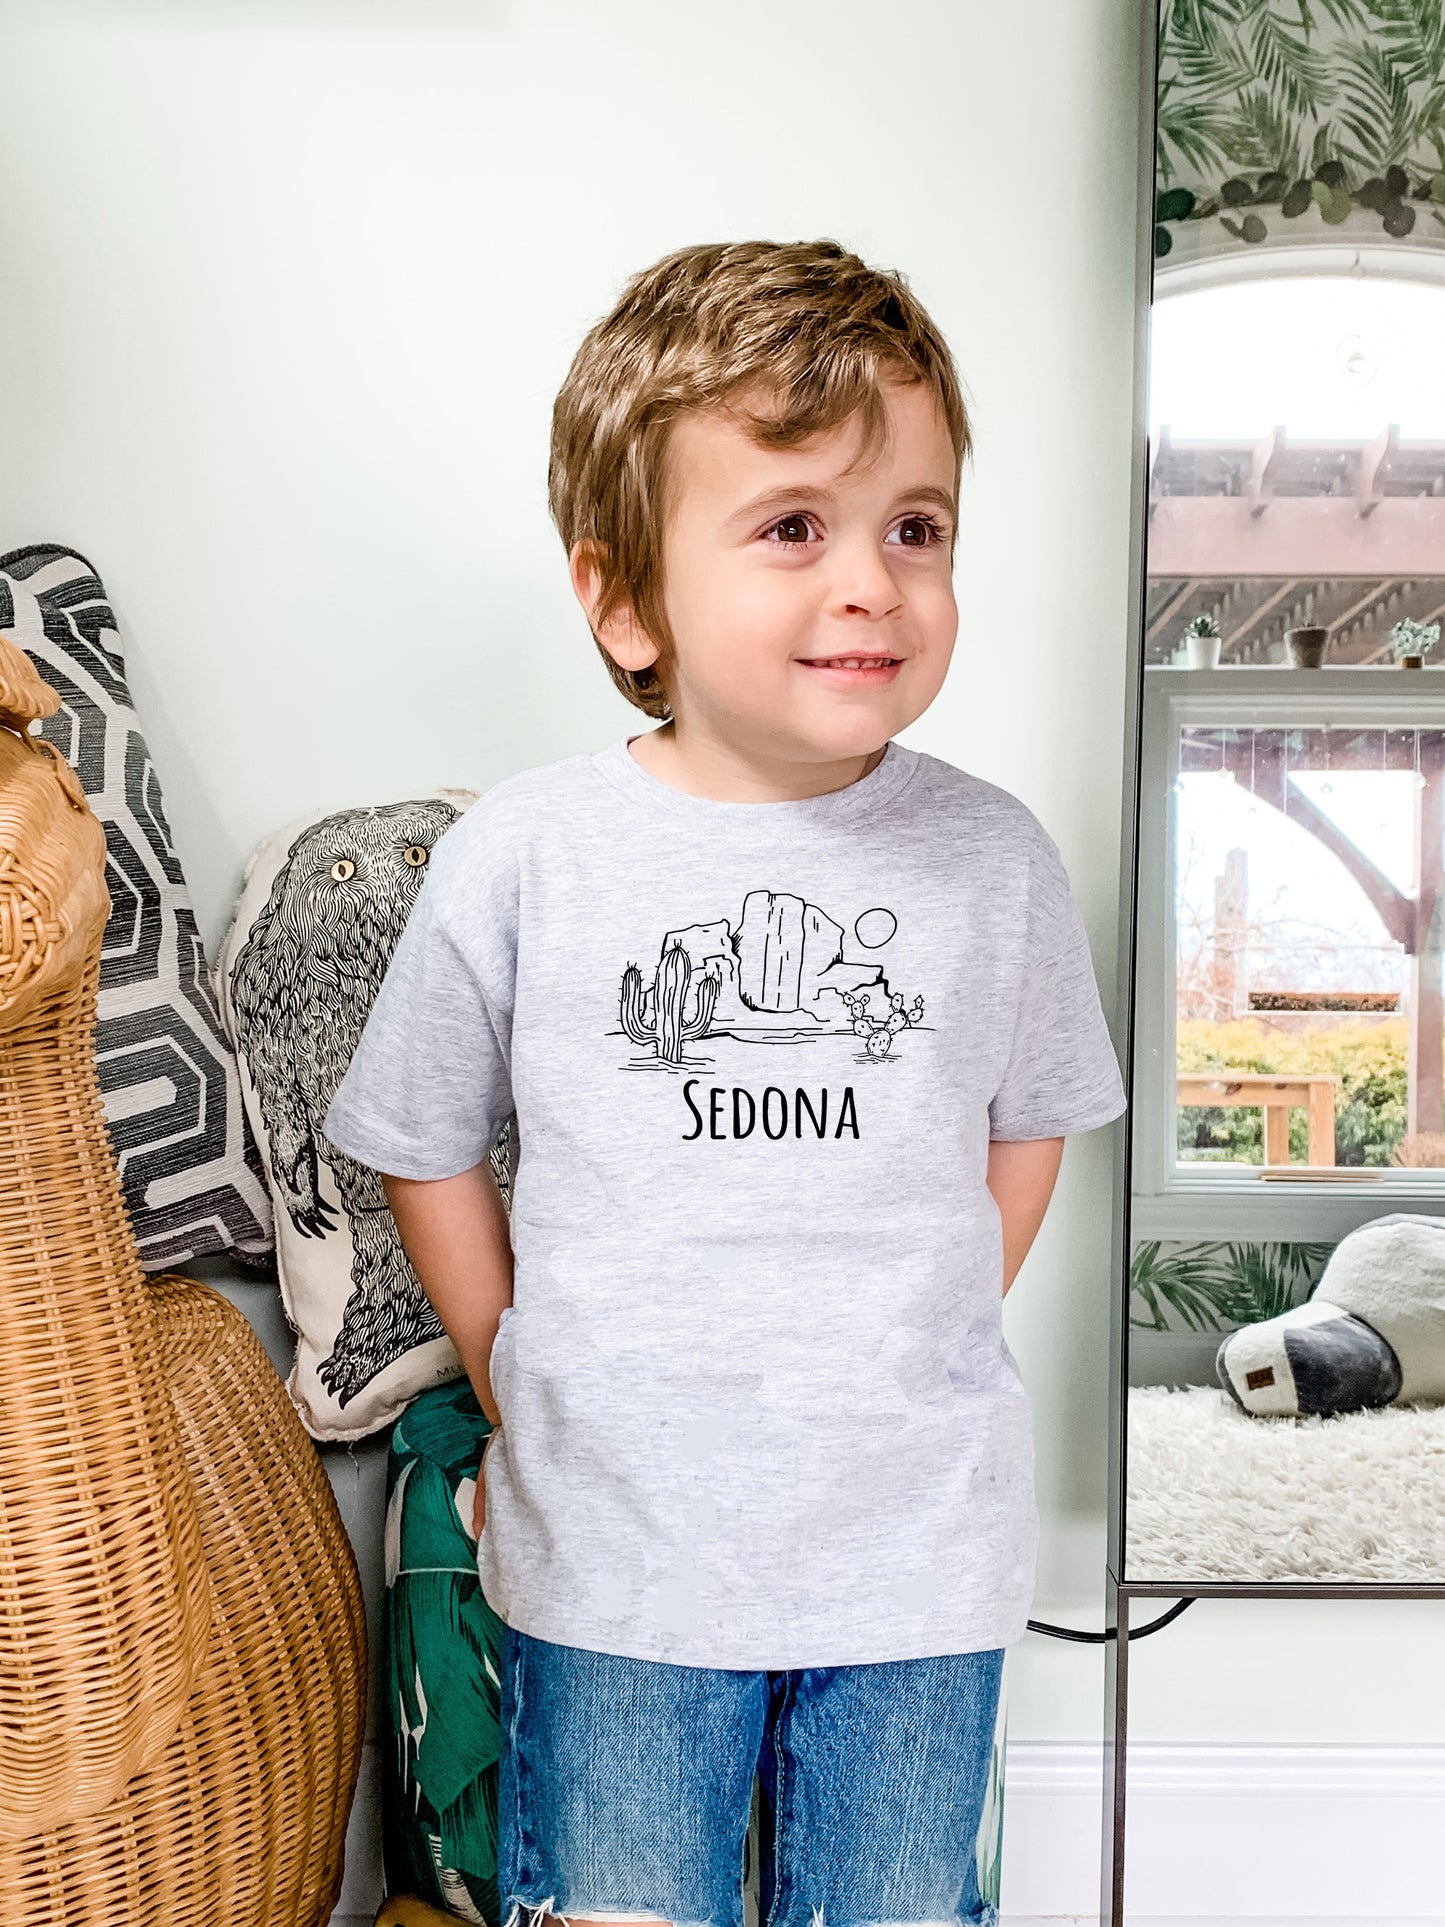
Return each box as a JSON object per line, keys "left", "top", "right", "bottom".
{"left": 615, "top": 888, "right": 926, "bottom": 1062}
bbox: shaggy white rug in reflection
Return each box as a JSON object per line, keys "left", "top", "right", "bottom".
{"left": 1125, "top": 1385, "right": 1445, "bottom": 1582}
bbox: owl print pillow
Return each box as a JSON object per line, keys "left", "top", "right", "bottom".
{"left": 216, "top": 790, "right": 515, "bottom": 1441}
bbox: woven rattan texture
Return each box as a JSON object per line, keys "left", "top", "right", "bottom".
{"left": 0, "top": 631, "right": 101, "bottom": 1030}
{"left": 0, "top": 627, "right": 59, "bottom": 735}
{"left": 0, "top": 699, "right": 214, "bottom": 1839}
{"left": 1, "top": 640, "right": 365, "bottom": 1918}
{"left": 0, "top": 1276, "right": 368, "bottom": 1922}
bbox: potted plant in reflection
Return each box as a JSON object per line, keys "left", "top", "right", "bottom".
{"left": 1181, "top": 614, "right": 1222, "bottom": 669}
{"left": 1388, "top": 617, "right": 1440, "bottom": 670}
{"left": 1284, "top": 623, "right": 1330, "bottom": 667}
{"left": 1130, "top": 1240, "right": 1336, "bottom": 1333}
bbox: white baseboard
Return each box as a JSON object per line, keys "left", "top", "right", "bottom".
{"left": 1000, "top": 1741, "right": 1445, "bottom": 1920}
{"left": 333, "top": 1737, "right": 1445, "bottom": 1925}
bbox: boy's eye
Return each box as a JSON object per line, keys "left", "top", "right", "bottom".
{"left": 763, "top": 513, "right": 819, "bottom": 545}
{"left": 888, "top": 514, "right": 946, "bottom": 548}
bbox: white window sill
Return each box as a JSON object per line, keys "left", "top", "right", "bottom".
{"left": 1131, "top": 1169, "right": 1445, "bottom": 1241}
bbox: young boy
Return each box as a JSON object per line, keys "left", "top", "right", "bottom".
{"left": 324, "top": 238, "right": 1127, "bottom": 1927}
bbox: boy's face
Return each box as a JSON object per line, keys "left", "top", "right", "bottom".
{"left": 597, "top": 378, "right": 958, "bottom": 767}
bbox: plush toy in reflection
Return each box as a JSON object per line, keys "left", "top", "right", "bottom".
{"left": 1217, "top": 1213, "right": 1445, "bottom": 1418}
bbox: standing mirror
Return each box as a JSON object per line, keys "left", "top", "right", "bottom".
{"left": 1106, "top": 1, "right": 1445, "bottom": 1916}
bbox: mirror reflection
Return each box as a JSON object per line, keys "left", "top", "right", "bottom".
{"left": 1125, "top": 259, "right": 1445, "bottom": 1585}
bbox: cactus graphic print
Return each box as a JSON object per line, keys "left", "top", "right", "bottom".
{"left": 324, "top": 734, "right": 1128, "bottom": 1669}
{"left": 616, "top": 889, "right": 927, "bottom": 1072}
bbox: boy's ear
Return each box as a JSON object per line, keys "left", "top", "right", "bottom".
{"left": 569, "top": 542, "right": 661, "bottom": 676}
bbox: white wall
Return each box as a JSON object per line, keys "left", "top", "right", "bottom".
{"left": 3, "top": 0, "right": 1440, "bottom": 1796}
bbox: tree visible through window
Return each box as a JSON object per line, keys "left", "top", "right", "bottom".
{"left": 1175, "top": 721, "right": 1440, "bottom": 1169}
{"left": 1154, "top": 270, "right": 1445, "bottom": 1172}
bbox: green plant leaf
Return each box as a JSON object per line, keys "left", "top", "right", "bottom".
{"left": 1282, "top": 176, "right": 1315, "bottom": 214}
{"left": 1369, "top": 0, "right": 1445, "bottom": 84}
{"left": 1310, "top": 0, "right": 1375, "bottom": 27}
{"left": 1158, "top": 98, "right": 1242, "bottom": 181}
{"left": 1130, "top": 1241, "right": 1243, "bottom": 1332}
{"left": 1221, "top": 1242, "right": 1311, "bottom": 1324}
{"left": 1334, "top": 42, "right": 1419, "bottom": 168}
{"left": 1156, "top": 186, "right": 1198, "bottom": 221}
{"left": 1172, "top": 33, "right": 1261, "bottom": 97}
{"left": 1244, "top": 4, "right": 1333, "bottom": 119}
{"left": 1164, "top": 0, "right": 1252, "bottom": 69}
{"left": 1130, "top": 1238, "right": 1336, "bottom": 1334}
{"left": 1224, "top": 82, "right": 1305, "bottom": 175}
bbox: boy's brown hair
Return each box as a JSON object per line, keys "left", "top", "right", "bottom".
{"left": 549, "top": 239, "right": 972, "bottom": 719}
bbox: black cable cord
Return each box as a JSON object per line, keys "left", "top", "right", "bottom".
{"left": 1026, "top": 1596, "right": 1196, "bottom": 1643}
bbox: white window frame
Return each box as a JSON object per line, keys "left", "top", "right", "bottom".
{"left": 1132, "top": 663, "right": 1445, "bottom": 1242}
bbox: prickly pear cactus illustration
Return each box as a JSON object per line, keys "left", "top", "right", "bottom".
{"left": 619, "top": 940, "right": 720, "bottom": 1068}
{"left": 842, "top": 987, "right": 925, "bottom": 1058}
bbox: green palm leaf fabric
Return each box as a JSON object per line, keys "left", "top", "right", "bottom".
{"left": 382, "top": 1378, "right": 503, "bottom": 1925}
{"left": 1155, "top": 0, "right": 1445, "bottom": 257}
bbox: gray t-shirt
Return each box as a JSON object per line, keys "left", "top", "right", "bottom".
{"left": 324, "top": 734, "right": 1127, "bottom": 1668}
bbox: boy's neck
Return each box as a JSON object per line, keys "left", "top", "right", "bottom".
{"left": 625, "top": 720, "right": 889, "bottom": 805}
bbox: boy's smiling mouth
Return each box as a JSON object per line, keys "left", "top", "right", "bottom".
{"left": 797, "top": 653, "right": 903, "bottom": 686}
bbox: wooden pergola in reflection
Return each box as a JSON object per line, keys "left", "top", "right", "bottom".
{"left": 1179, "top": 723, "right": 1445, "bottom": 1137}
{"left": 1145, "top": 432, "right": 1445, "bottom": 669}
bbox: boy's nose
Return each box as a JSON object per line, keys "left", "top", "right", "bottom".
{"left": 824, "top": 541, "right": 904, "bottom": 621}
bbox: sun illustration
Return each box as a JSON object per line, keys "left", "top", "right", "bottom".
{"left": 853, "top": 908, "right": 897, "bottom": 949}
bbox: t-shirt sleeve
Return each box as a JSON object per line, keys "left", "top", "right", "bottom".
{"left": 988, "top": 826, "right": 1128, "bottom": 1142}
{"left": 322, "top": 860, "right": 514, "bottom": 1181}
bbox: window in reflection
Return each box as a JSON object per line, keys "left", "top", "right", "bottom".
{"left": 1175, "top": 722, "right": 1445, "bottom": 1172}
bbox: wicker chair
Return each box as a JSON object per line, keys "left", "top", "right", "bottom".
{"left": 0, "top": 633, "right": 367, "bottom": 1923}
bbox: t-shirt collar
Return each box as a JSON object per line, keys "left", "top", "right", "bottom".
{"left": 593, "top": 732, "right": 919, "bottom": 823}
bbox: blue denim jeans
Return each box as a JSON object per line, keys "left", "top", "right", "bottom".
{"left": 498, "top": 1626, "right": 1004, "bottom": 1927}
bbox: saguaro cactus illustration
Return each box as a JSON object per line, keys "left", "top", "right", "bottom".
{"left": 620, "top": 940, "right": 720, "bottom": 1067}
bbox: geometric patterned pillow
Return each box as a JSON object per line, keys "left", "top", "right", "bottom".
{"left": 0, "top": 543, "right": 273, "bottom": 1269}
